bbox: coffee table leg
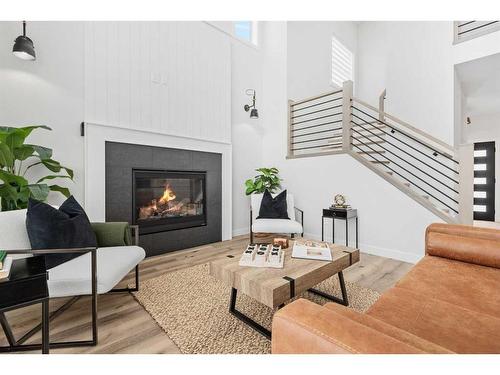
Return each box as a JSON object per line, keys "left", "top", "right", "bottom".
{"left": 229, "top": 288, "right": 271, "bottom": 340}
{"left": 308, "top": 271, "right": 349, "bottom": 306}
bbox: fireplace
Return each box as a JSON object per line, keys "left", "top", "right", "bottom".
{"left": 106, "top": 142, "right": 222, "bottom": 256}
{"left": 133, "top": 169, "right": 207, "bottom": 234}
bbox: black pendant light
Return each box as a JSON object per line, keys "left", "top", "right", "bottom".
{"left": 13, "top": 21, "right": 36, "bottom": 61}
{"left": 244, "top": 89, "right": 259, "bottom": 119}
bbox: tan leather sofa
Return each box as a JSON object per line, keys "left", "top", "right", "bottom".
{"left": 272, "top": 223, "right": 500, "bottom": 353}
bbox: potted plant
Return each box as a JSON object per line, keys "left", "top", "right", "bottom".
{"left": 244, "top": 167, "right": 282, "bottom": 195}
{"left": 0, "top": 125, "right": 73, "bottom": 211}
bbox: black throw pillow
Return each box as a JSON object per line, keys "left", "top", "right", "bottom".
{"left": 26, "top": 196, "right": 98, "bottom": 269}
{"left": 257, "top": 190, "right": 290, "bottom": 219}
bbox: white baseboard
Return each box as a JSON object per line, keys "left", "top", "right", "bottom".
{"left": 356, "top": 243, "right": 422, "bottom": 264}
{"left": 303, "top": 231, "right": 422, "bottom": 264}
{"left": 232, "top": 227, "right": 250, "bottom": 237}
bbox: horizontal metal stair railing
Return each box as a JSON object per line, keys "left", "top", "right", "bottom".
{"left": 286, "top": 80, "right": 463, "bottom": 223}
{"left": 454, "top": 21, "right": 500, "bottom": 44}
{"left": 287, "top": 89, "right": 344, "bottom": 159}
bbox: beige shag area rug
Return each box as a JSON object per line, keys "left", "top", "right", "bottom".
{"left": 133, "top": 263, "right": 380, "bottom": 354}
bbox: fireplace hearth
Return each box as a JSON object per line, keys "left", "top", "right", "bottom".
{"left": 133, "top": 170, "right": 207, "bottom": 234}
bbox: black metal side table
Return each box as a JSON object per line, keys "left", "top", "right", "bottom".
{"left": 0, "top": 256, "right": 49, "bottom": 354}
{"left": 321, "top": 208, "right": 358, "bottom": 248}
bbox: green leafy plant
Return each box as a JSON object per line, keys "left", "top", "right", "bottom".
{"left": 0, "top": 125, "right": 73, "bottom": 211}
{"left": 244, "top": 167, "right": 282, "bottom": 196}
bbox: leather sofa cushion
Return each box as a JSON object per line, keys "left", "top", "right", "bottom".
{"left": 395, "top": 255, "right": 500, "bottom": 318}
{"left": 323, "top": 302, "right": 452, "bottom": 353}
{"left": 272, "top": 298, "right": 425, "bottom": 354}
{"left": 367, "top": 287, "right": 500, "bottom": 353}
{"left": 426, "top": 223, "right": 500, "bottom": 268}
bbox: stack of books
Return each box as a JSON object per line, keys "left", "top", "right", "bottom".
{"left": 291, "top": 239, "right": 333, "bottom": 262}
{"left": 0, "top": 250, "right": 13, "bottom": 281}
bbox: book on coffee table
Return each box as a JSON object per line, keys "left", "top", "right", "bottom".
{"left": 292, "top": 239, "right": 333, "bottom": 262}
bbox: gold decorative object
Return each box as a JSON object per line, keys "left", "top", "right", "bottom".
{"left": 273, "top": 237, "right": 289, "bottom": 249}
{"left": 332, "top": 194, "right": 351, "bottom": 209}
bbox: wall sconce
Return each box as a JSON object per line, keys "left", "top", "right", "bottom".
{"left": 244, "top": 89, "right": 259, "bottom": 119}
{"left": 13, "top": 21, "right": 36, "bottom": 61}
{"left": 466, "top": 117, "right": 471, "bottom": 125}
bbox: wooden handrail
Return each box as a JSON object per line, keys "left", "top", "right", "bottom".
{"left": 351, "top": 97, "right": 457, "bottom": 159}
{"left": 291, "top": 89, "right": 342, "bottom": 107}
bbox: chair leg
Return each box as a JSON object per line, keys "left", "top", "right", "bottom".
{"left": 109, "top": 265, "right": 140, "bottom": 293}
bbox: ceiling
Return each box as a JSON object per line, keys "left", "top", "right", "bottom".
{"left": 456, "top": 52, "right": 500, "bottom": 117}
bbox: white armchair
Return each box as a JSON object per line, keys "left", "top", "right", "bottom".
{"left": 250, "top": 192, "right": 304, "bottom": 243}
{"left": 0, "top": 208, "right": 145, "bottom": 350}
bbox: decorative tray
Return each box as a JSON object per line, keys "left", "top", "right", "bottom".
{"left": 238, "top": 243, "right": 285, "bottom": 269}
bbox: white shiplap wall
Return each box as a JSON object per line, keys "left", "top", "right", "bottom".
{"left": 84, "top": 21, "right": 231, "bottom": 144}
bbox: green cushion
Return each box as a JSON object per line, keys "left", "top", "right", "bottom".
{"left": 91, "top": 222, "right": 132, "bottom": 247}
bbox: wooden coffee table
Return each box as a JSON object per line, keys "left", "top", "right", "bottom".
{"left": 209, "top": 240, "right": 359, "bottom": 339}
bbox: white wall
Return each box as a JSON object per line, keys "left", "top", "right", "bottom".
{"left": 357, "top": 21, "right": 455, "bottom": 145}
{"left": 453, "top": 29, "right": 500, "bottom": 65}
{"left": 0, "top": 21, "right": 85, "bottom": 205}
{"left": 230, "top": 39, "right": 264, "bottom": 235}
{"left": 84, "top": 22, "right": 231, "bottom": 144}
{"left": 287, "top": 21, "right": 358, "bottom": 100}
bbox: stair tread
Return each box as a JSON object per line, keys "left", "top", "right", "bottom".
{"left": 352, "top": 123, "right": 388, "bottom": 130}
{"left": 353, "top": 134, "right": 386, "bottom": 140}
{"left": 356, "top": 150, "right": 386, "bottom": 154}
{"left": 351, "top": 129, "right": 386, "bottom": 136}
{"left": 352, "top": 140, "right": 386, "bottom": 145}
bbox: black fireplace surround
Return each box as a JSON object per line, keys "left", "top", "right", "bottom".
{"left": 105, "top": 142, "right": 222, "bottom": 257}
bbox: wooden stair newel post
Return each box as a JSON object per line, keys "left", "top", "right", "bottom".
{"left": 342, "top": 80, "right": 354, "bottom": 152}
{"left": 287, "top": 99, "right": 294, "bottom": 158}
{"left": 378, "top": 89, "right": 386, "bottom": 122}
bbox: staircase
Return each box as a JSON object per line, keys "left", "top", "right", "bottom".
{"left": 287, "top": 81, "right": 469, "bottom": 224}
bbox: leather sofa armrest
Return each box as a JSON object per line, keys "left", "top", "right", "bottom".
{"left": 425, "top": 223, "right": 500, "bottom": 268}
{"left": 271, "top": 299, "right": 424, "bottom": 354}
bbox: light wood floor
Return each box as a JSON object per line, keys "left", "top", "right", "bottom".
{"left": 0, "top": 235, "right": 413, "bottom": 354}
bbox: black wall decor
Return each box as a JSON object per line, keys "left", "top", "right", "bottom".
{"left": 105, "top": 142, "right": 222, "bottom": 257}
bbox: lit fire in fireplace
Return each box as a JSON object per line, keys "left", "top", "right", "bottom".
{"left": 138, "top": 184, "right": 201, "bottom": 220}
{"left": 159, "top": 185, "right": 176, "bottom": 204}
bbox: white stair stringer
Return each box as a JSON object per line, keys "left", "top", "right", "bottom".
{"left": 349, "top": 151, "right": 460, "bottom": 224}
